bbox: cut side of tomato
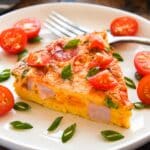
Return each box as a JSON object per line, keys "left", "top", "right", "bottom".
{"left": 0, "top": 85, "right": 14, "bottom": 116}
{"left": 88, "top": 52, "right": 113, "bottom": 69}
{"left": 89, "top": 34, "right": 105, "bottom": 51}
{"left": 137, "top": 75, "right": 150, "bottom": 105}
{"left": 0, "top": 28, "right": 27, "bottom": 54}
{"left": 14, "top": 18, "right": 41, "bottom": 39}
{"left": 110, "top": 16, "right": 138, "bottom": 36}
{"left": 47, "top": 40, "right": 78, "bottom": 61}
{"left": 134, "top": 51, "right": 150, "bottom": 76}
{"left": 87, "top": 70, "right": 118, "bottom": 90}
{"left": 27, "top": 50, "right": 51, "bottom": 67}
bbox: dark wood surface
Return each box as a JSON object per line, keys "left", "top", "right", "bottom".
{"left": 0, "top": 0, "right": 150, "bottom": 150}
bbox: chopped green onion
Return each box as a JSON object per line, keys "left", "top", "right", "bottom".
{"left": 133, "top": 102, "right": 145, "bottom": 109}
{"left": 101, "top": 130, "right": 124, "bottom": 141}
{"left": 47, "top": 116, "right": 63, "bottom": 131}
{"left": 87, "top": 67, "right": 100, "bottom": 78}
{"left": 10, "top": 121, "right": 33, "bottom": 130}
{"left": 135, "top": 72, "right": 142, "bottom": 81}
{"left": 62, "top": 123, "right": 76, "bottom": 143}
{"left": 61, "top": 64, "right": 72, "bottom": 80}
{"left": 124, "top": 77, "right": 136, "bottom": 89}
{"left": 28, "top": 36, "right": 42, "bottom": 43}
{"left": 14, "top": 102, "right": 31, "bottom": 111}
{"left": 64, "top": 39, "right": 80, "bottom": 50}
{"left": 112, "top": 53, "right": 123, "bottom": 61}
{"left": 0, "top": 69, "right": 11, "bottom": 82}
{"left": 105, "top": 96, "right": 118, "bottom": 109}
{"left": 17, "top": 49, "right": 28, "bottom": 61}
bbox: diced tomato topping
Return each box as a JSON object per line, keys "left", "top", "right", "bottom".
{"left": 27, "top": 50, "right": 51, "bottom": 67}
{"left": 87, "top": 70, "right": 118, "bottom": 90}
{"left": 110, "top": 16, "right": 138, "bottom": 36}
{"left": 89, "top": 52, "right": 113, "bottom": 69}
{"left": 0, "top": 85, "right": 14, "bottom": 116}
{"left": 0, "top": 28, "right": 27, "bottom": 54}
{"left": 134, "top": 51, "right": 150, "bottom": 76}
{"left": 137, "top": 75, "right": 150, "bottom": 105}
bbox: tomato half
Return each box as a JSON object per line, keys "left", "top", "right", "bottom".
{"left": 87, "top": 70, "right": 118, "bottom": 90}
{"left": 137, "top": 75, "right": 150, "bottom": 105}
{"left": 14, "top": 18, "right": 41, "bottom": 39}
{"left": 134, "top": 51, "right": 150, "bottom": 76}
{"left": 110, "top": 16, "right": 138, "bottom": 36}
{"left": 89, "top": 52, "right": 113, "bottom": 69}
{"left": 27, "top": 50, "right": 51, "bottom": 67}
{"left": 89, "top": 35, "right": 105, "bottom": 51}
{"left": 47, "top": 40, "right": 78, "bottom": 61}
{"left": 0, "top": 85, "right": 14, "bottom": 116}
{"left": 0, "top": 28, "right": 27, "bottom": 54}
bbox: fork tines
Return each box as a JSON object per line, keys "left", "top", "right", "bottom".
{"left": 44, "top": 11, "right": 88, "bottom": 37}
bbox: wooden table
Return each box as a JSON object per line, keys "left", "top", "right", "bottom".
{"left": 0, "top": 0, "right": 150, "bottom": 150}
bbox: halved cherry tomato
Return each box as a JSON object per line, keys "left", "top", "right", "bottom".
{"left": 110, "top": 16, "right": 138, "bottom": 36}
{"left": 47, "top": 40, "right": 78, "bottom": 61}
{"left": 134, "top": 51, "right": 150, "bottom": 76}
{"left": 14, "top": 18, "right": 41, "bottom": 39}
{"left": 89, "top": 52, "right": 113, "bottom": 69}
{"left": 27, "top": 50, "right": 51, "bottom": 67}
{"left": 89, "top": 35, "right": 105, "bottom": 51}
{"left": 137, "top": 75, "right": 150, "bottom": 105}
{"left": 0, "top": 28, "right": 27, "bottom": 54}
{"left": 87, "top": 70, "right": 118, "bottom": 90}
{"left": 0, "top": 85, "right": 14, "bottom": 116}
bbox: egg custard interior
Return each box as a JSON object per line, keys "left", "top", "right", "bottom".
{"left": 12, "top": 32, "right": 133, "bottom": 128}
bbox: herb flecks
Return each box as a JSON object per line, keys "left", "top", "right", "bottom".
{"left": 135, "top": 72, "right": 142, "bottom": 81}
{"left": 101, "top": 130, "right": 124, "bottom": 141}
{"left": 47, "top": 116, "right": 63, "bottom": 131}
{"left": 62, "top": 123, "right": 76, "bottom": 143}
{"left": 124, "top": 77, "right": 136, "bottom": 89}
{"left": 10, "top": 121, "right": 33, "bottom": 130}
{"left": 0, "top": 69, "right": 11, "bottom": 82}
{"left": 14, "top": 102, "right": 31, "bottom": 111}
{"left": 17, "top": 49, "right": 28, "bottom": 61}
{"left": 64, "top": 39, "right": 80, "bottom": 50}
{"left": 61, "top": 64, "right": 72, "bottom": 80}
{"left": 87, "top": 67, "right": 100, "bottom": 78}
{"left": 112, "top": 53, "right": 123, "bottom": 61}
{"left": 21, "top": 69, "right": 29, "bottom": 78}
{"left": 28, "top": 36, "right": 42, "bottom": 43}
{"left": 105, "top": 96, "right": 118, "bottom": 109}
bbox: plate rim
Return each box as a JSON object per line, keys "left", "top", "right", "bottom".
{"left": 0, "top": 2, "right": 150, "bottom": 150}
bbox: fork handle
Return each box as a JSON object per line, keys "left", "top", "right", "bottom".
{"left": 111, "top": 36, "right": 150, "bottom": 45}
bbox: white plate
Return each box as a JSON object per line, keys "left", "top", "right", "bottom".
{"left": 0, "top": 2, "right": 150, "bottom": 150}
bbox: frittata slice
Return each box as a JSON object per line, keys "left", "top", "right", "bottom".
{"left": 12, "top": 32, "right": 133, "bottom": 128}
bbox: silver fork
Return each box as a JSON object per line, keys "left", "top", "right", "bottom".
{"left": 44, "top": 11, "right": 150, "bottom": 45}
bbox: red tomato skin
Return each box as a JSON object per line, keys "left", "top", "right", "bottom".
{"left": 0, "top": 85, "right": 14, "bottom": 116}
{"left": 134, "top": 51, "right": 150, "bottom": 76}
{"left": 137, "top": 75, "right": 150, "bottom": 105}
{"left": 27, "top": 50, "right": 51, "bottom": 67}
{"left": 14, "top": 18, "right": 41, "bottom": 39}
{"left": 88, "top": 53, "right": 113, "bottom": 69}
{"left": 87, "top": 70, "right": 118, "bottom": 90}
{"left": 110, "top": 16, "right": 138, "bottom": 36}
{"left": 0, "top": 28, "right": 27, "bottom": 54}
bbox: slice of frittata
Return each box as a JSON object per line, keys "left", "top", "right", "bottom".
{"left": 12, "top": 31, "right": 133, "bottom": 128}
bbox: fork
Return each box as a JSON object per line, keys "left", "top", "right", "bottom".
{"left": 44, "top": 11, "right": 150, "bottom": 45}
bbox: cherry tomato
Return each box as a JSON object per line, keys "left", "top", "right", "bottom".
{"left": 0, "top": 28, "right": 27, "bottom": 54}
{"left": 47, "top": 40, "right": 78, "bottom": 61}
{"left": 73, "top": 55, "right": 88, "bottom": 72}
{"left": 14, "top": 18, "right": 41, "bottom": 39}
{"left": 87, "top": 70, "right": 118, "bottom": 90}
{"left": 0, "top": 85, "right": 14, "bottom": 116}
{"left": 27, "top": 50, "right": 51, "bottom": 67}
{"left": 89, "top": 35, "right": 105, "bottom": 51}
{"left": 134, "top": 51, "right": 150, "bottom": 76}
{"left": 89, "top": 52, "right": 113, "bottom": 69}
{"left": 110, "top": 16, "right": 138, "bottom": 36}
{"left": 137, "top": 75, "right": 150, "bottom": 105}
